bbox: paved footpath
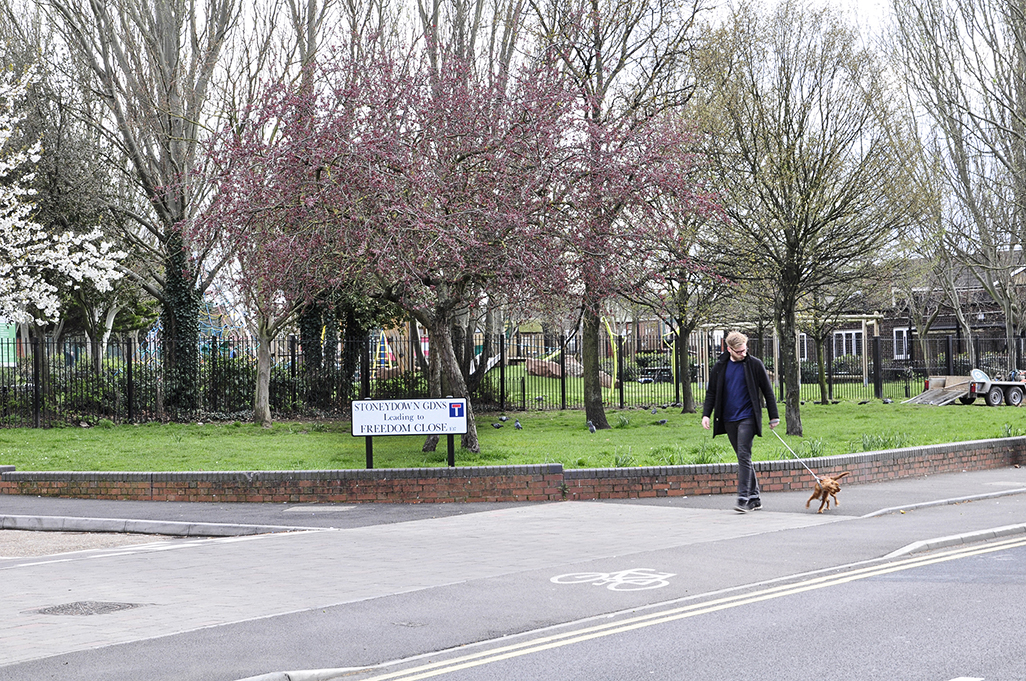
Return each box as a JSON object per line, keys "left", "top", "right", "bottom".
{"left": 1, "top": 465, "right": 1025, "bottom": 681}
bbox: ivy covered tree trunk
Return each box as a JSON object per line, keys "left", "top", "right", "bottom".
{"left": 322, "top": 309, "right": 339, "bottom": 409}
{"left": 340, "top": 307, "right": 365, "bottom": 402}
{"left": 162, "top": 231, "right": 200, "bottom": 418}
{"left": 299, "top": 302, "right": 329, "bottom": 409}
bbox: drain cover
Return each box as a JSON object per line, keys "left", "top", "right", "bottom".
{"left": 31, "top": 601, "right": 144, "bottom": 616}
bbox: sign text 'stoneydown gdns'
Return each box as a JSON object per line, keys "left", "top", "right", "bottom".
{"left": 351, "top": 399, "right": 469, "bottom": 437}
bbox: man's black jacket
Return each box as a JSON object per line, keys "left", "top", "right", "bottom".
{"left": 702, "top": 352, "right": 780, "bottom": 438}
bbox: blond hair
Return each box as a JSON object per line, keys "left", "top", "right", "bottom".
{"left": 725, "top": 331, "right": 748, "bottom": 350}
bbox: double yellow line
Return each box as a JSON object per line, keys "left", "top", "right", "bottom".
{"left": 359, "top": 535, "right": 1026, "bottom": 681}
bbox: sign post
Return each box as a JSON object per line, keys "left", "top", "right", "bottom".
{"left": 351, "top": 398, "right": 469, "bottom": 469}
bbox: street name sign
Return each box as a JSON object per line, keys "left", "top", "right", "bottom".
{"left": 351, "top": 398, "right": 468, "bottom": 437}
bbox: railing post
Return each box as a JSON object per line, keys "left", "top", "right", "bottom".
{"left": 946, "top": 335, "right": 954, "bottom": 375}
{"left": 559, "top": 333, "right": 567, "bottom": 411}
{"left": 31, "top": 336, "right": 41, "bottom": 428}
{"left": 360, "top": 333, "right": 371, "bottom": 399}
{"left": 288, "top": 333, "right": 297, "bottom": 408}
{"left": 873, "top": 336, "right": 883, "bottom": 399}
{"left": 126, "top": 337, "right": 135, "bottom": 422}
{"left": 617, "top": 335, "right": 625, "bottom": 409}
{"left": 499, "top": 332, "right": 506, "bottom": 411}
{"left": 209, "top": 335, "right": 218, "bottom": 413}
{"left": 673, "top": 326, "right": 681, "bottom": 405}
{"left": 827, "top": 335, "right": 834, "bottom": 402}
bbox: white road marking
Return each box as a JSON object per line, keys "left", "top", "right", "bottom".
{"left": 359, "top": 538, "right": 1026, "bottom": 681}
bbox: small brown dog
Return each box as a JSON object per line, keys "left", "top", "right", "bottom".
{"left": 806, "top": 472, "right": 850, "bottom": 513}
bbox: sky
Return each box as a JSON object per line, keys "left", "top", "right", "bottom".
{"left": 842, "top": 0, "right": 892, "bottom": 34}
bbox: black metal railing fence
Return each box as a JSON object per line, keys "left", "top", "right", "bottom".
{"left": 0, "top": 331, "right": 1018, "bottom": 427}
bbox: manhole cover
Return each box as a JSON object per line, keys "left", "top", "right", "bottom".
{"left": 30, "top": 601, "right": 144, "bottom": 616}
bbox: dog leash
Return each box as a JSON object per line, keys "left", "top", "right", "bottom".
{"left": 770, "top": 428, "right": 822, "bottom": 482}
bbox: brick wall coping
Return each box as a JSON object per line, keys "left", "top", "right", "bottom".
{"left": 0, "top": 437, "right": 1022, "bottom": 503}
{"left": 0, "top": 464, "right": 563, "bottom": 483}
{"left": 559, "top": 438, "right": 1020, "bottom": 478}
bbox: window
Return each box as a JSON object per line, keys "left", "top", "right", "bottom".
{"left": 893, "top": 328, "right": 910, "bottom": 360}
{"left": 833, "top": 330, "right": 863, "bottom": 358}
{"left": 798, "top": 333, "right": 809, "bottom": 361}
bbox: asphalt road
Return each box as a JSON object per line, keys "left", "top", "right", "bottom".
{"left": 1, "top": 465, "right": 1025, "bottom": 681}
{"left": 354, "top": 541, "right": 1026, "bottom": 681}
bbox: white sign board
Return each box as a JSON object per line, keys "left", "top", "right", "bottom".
{"left": 0, "top": 319, "right": 15, "bottom": 367}
{"left": 351, "top": 398, "right": 468, "bottom": 437}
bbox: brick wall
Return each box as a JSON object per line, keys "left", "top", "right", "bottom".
{"left": 1, "top": 438, "right": 1023, "bottom": 504}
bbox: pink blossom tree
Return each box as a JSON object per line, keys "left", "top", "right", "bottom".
{"left": 331, "top": 49, "right": 576, "bottom": 451}
{"left": 531, "top": 0, "right": 711, "bottom": 429}
{"left": 199, "top": 65, "right": 343, "bottom": 426}
{"left": 202, "top": 44, "right": 575, "bottom": 448}
{"left": 203, "top": 30, "right": 715, "bottom": 449}
{"left": 551, "top": 107, "right": 717, "bottom": 429}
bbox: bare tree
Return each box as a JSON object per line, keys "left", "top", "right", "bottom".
{"left": 626, "top": 213, "right": 732, "bottom": 413}
{"left": 699, "top": 0, "right": 916, "bottom": 436}
{"left": 529, "top": 0, "right": 705, "bottom": 429}
{"left": 42, "top": 0, "right": 244, "bottom": 415}
{"left": 893, "top": 0, "right": 1026, "bottom": 372}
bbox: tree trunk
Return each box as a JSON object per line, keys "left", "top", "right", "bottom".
{"left": 466, "top": 306, "right": 499, "bottom": 394}
{"left": 679, "top": 355, "right": 696, "bottom": 413}
{"left": 162, "top": 230, "right": 200, "bottom": 417}
{"left": 299, "top": 302, "right": 329, "bottom": 409}
{"left": 254, "top": 321, "right": 273, "bottom": 428}
{"left": 581, "top": 294, "right": 610, "bottom": 430}
{"left": 422, "top": 340, "right": 441, "bottom": 453}
{"left": 679, "top": 323, "right": 697, "bottom": 414}
{"left": 816, "top": 339, "right": 829, "bottom": 404}
{"left": 340, "top": 307, "right": 363, "bottom": 401}
{"left": 777, "top": 303, "right": 803, "bottom": 437}
{"left": 425, "top": 316, "right": 480, "bottom": 452}
{"left": 1004, "top": 310, "right": 1017, "bottom": 375}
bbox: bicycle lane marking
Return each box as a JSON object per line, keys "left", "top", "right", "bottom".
{"left": 355, "top": 535, "right": 1026, "bottom": 681}
{"left": 550, "top": 568, "right": 676, "bottom": 590}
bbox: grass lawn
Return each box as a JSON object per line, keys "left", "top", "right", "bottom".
{"left": 0, "top": 401, "right": 1023, "bottom": 472}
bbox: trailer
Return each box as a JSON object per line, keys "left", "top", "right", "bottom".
{"left": 906, "top": 375, "right": 976, "bottom": 406}
{"left": 969, "top": 369, "right": 1026, "bottom": 406}
{"left": 909, "top": 370, "right": 1026, "bottom": 406}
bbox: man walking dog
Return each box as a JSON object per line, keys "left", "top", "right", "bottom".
{"left": 702, "top": 331, "right": 780, "bottom": 513}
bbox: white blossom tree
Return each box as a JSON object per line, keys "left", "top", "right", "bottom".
{"left": 0, "top": 67, "right": 123, "bottom": 325}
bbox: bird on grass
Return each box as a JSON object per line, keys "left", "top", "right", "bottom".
{"left": 656, "top": 419, "right": 667, "bottom": 425}
{"left": 499, "top": 416, "right": 509, "bottom": 422}
{"left": 491, "top": 423, "right": 503, "bottom": 429}
{"left": 651, "top": 408, "right": 657, "bottom": 414}
{"left": 587, "top": 420, "right": 596, "bottom": 433}
{"left": 514, "top": 419, "right": 522, "bottom": 430}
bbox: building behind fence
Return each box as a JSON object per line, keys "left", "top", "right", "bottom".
{"left": 0, "top": 330, "right": 1017, "bottom": 427}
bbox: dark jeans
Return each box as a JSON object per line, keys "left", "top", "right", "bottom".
{"left": 726, "top": 417, "right": 759, "bottom": 502}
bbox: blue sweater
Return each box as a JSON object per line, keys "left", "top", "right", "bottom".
{"left": 723, "top": 359, "right": 755, "bottom": 422}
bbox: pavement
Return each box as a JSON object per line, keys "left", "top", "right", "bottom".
{"left": 1, "top": 464, "right": 1026, "bottom": 681}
